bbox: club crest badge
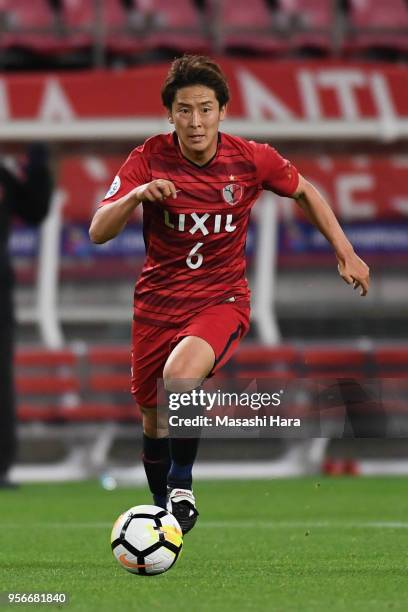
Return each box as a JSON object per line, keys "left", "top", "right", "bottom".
{"left": 222, "top": 183, "right": 243, "bottom": 205}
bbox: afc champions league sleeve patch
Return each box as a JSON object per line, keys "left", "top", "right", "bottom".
{"left": 222, "top": 183, "right": 243, "bottom": 205}
{"left": 105, "top": 175, "right": 121, "bottom": 199}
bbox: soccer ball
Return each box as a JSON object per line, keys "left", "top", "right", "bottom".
{"left": 110, "top": 505, "right": 183, "bottom": 575}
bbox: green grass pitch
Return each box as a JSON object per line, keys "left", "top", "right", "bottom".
{"left": 0, "top": 477, "right": 407, "bottom": 611}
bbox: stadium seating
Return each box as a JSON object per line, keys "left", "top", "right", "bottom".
{"left": 16, "top": 348, "right": 79, "bottom": 422}
{"left": 373, "top": 346, "right": 408, "bottom": 376}
{"left": 214, "top": 0, "right": 288, "bottom": 55}
{"left": 371, "top": 346, "right": 408, "bottom": 411}
{"left": 0, "top": 0, "right": 406, "bottom": 64}
{"left": 301, "top": 347, "right": 367, "bottom": 378}
{"left": 144, "top": 0, "right": 210, "bottom": 55}
{"left": 0, "top": 0, "right": 67, "bottom": 55}
{"left": 62, "top": 0, "right": 146, "bottom": 56}
{"left": 60, "top": 0, "right": 95, "bottom": 53}
{"left": 104, "top": 0, "right": 146, "bottom": 56}
{"left": 233, "top": 345, "right": 298, "bottom": 378}
{"left": 87, "top": 345, "right": 132, "bottom": 398}
{"left": 282, "top": 0, "right": 333, "bottom": 54}
{"left": 16, "top": 345, "right": 140, "bottom": 423}
{"left": 14, "top": 343, "right": 408, "bottom": 474}
{"left": 16, "top": 343, "right": 408, "bottom": 423}
{"left": 346, "top": 0, "right": 408, "bottom": 55}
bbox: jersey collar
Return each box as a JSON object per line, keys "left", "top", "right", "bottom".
{"left": 172, "top": 131, "right": 221, "bottom": 169}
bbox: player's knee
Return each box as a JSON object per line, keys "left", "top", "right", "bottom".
{"left": 162, "top": 361, "right": 202, "bottom": 393}
{"left": 163, "top": 353, "right": 211, "bottom": 392}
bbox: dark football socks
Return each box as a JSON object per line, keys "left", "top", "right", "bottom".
{"left": 142, "top": 434, "right": 170, "bottom": 509}
{"left": 168, "top": 437, "right": 200, "bottom": 490}
{"left": 167, "top": 386, "right": 202, "bottom": 490}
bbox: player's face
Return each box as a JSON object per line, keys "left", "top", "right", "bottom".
{"left": 169, "top": 85, "right": 226, "bottom": 165}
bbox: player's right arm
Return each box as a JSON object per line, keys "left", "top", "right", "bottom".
{"left": 89, "top": 179, "right": 177, "bottom": 244}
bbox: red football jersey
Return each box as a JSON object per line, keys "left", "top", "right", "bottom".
{"left": 100, "top": 132, "right": 299, "bottom": 327}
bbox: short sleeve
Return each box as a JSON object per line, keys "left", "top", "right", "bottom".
{"left": 252, "top": 142, "right": 299, "bottom": 197}
{"left": 98, "top": 146, "right": 151, "bottom": 207}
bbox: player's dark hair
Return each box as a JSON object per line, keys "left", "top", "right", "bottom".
{"left": 161, "top": 55, "right": 230, "bottom": 110}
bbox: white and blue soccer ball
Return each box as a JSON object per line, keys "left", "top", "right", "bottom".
{"left": 111, "top": 505, "right": 183, "bottom": 575}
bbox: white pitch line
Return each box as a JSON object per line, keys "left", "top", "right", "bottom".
{"left": 2, "top": 521, "right": 408, "bottom": 529}
{"left": 201, "top": 521, "right": 408, "bottom": 529}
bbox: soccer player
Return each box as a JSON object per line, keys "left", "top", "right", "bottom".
{"left": 89, "top": 55, "right": 369, "bottom": 534}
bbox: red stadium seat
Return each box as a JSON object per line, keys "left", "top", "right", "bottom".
{"left": 88, "top": 345, "right": 130, "bottom": 366}
{"left": 16, "top": 376, "right": 80, "bottom": 394}
{"left": 17, "top": 405, "right": 63, "bottom": 422}
{"left": 64, "top": 0, "right": 143, "bottom": 56}
{"left": 216, "top": 0, "right": 287, "bottom": 54}
{"left": 61, "top": 0, "right": 94, "bottom": 51}
{"left": 89, "top": 374, "right": 131, "bottom": 393}
{"left": 15, "top": 347, "right": 81, "bottom": 421}
{"left": 0, "top": 0, "right": 66, "bottom": 54}
{"left": 233, "top": 345, "right": 298, "bottom": 376}
{"left": 375, "top": 350, "right": 408, "bottom": 414}
{"left": 346, "top": 0, "right": 408, "bottom": 54}
{"left": 85, "top": 345, "right": 136, "bottom": 418}
{"left": 236, "top": 370, "right": 297, "bottom": 382}
{"left": 59, "top": 403, "right": 139, "bottom": 421}
{"left": 282, "top": 0, "right": 333, "bottom": 54}
{"left": 103, "top": 0, "right": 145, "bottom": 56}
{"left": 373, "top": 347, "right": 408, "bottom": 376}
{"left": 145, "top": 0, "right": 210, "bottom": 54}
{"left": 301, "top": 347, "right": 367, "bottom": 378}
{"left": 15, "top": 348, "right": 77, "bottom": 367}
{"left": 87, "top": 347, "right": 132, "bottom": 393}
{"left": 234, "top": 345, "right": 297, "bottom": 364}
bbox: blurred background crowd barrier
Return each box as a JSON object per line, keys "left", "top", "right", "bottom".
{"left": 2, "top": 0, "right": 408, "bottom": 483}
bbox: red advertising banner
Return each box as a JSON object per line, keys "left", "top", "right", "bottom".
{"left": 1, "top": 60, "right": 408, "bottom": 122}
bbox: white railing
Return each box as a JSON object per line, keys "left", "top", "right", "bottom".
{"left": 1, "top": 117, "right": 406, "bottom": 142}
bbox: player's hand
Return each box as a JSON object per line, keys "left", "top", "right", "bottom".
{"left": 337, "top": 251, "right": 370, "bottom": 297}
{"left": 135, "top": 179, "right": 177, "bottom": 202}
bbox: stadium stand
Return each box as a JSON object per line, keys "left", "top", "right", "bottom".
{"left": 0, "top": 0, "right": 407, "bottom": 66}
{"left": 60, "top": 0, "right": 96, "bottom": 54}
{"left": 211, "top": 0, "right": 288, "bottom": 55}
{"left": 283, "top": 0, "right": 333, "bottom": 55}
{"left": 15, "top": 343, "right": 408, "bottom": 420}
{"left": 372, "top": 347, "right": 408, "bottom": 414}
{"left": 233, "top": 345, "right": 298, "bottom": 379}
{"left": 0, "top": 0, "right": 66, "bottom": 56}
{"left": 61, "top": 0, "right": 151, "bottom": 58}
{"left": 301, "top": 347, "right": 367, "bottom": 378}
{"left": 16, "top": 345, "right": 138, "bottom": 422}
{"left": 144, "top": 0, "right": 210, "bottom": 55}
{"left": 13, "top": 343, "right": 408, "bottom": 481}
{"left": 345, "top": 0, "right": 408, "bottom": 56}
{"left": 16, "top": 348, "right": 79, "bottom": 422}
{"left": 373, "top": 346, "right": 408, "bottom": 377}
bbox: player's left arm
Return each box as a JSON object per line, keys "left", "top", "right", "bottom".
{"left": 292, "top": 174, "right": 370, "bottom": 296}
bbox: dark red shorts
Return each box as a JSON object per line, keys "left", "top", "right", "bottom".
{"left": 131, "top": 300, "right": 250, "bottom": 408}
